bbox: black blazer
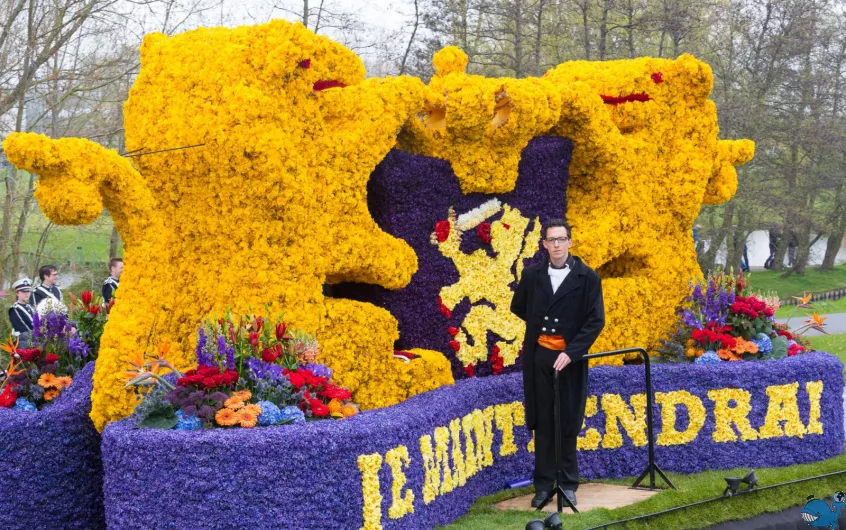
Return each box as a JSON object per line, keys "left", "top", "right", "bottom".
{"left": 510, "top": 254, "right": 605, "bottom": 430}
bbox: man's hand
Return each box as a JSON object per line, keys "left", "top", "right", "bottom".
{"left": 553, "top": 352, "right": 572, "bottom": 371}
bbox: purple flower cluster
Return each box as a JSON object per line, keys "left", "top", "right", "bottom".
{"left": 332, "top": 139, "right": 572, "bottom": 380}
{"left": 0, "top": 362, "right": 104, "bottom": 529}
{"left": 100, "top": 352, "right": 843, "bottom": 529}
{"left": 680, "top": 281, "right": 736, "bottom": 330}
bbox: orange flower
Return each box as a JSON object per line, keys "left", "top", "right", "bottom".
{"left": 808, "top": 312, "right": 827, "bottom": 328}
{"left": 224, "top": 397, "right": 244, "bottom": 410}
{"left": 327, "top": 398, "right": 343, "bottom": 415}
{"left": 43, "top": 389, "right": 60, "bottom": 401}
{"left": 38, "top": 373, "right": 59, "bottom": 389}
{"left": 340, "top": 404, "right": 358, "bottom": 418}
{"left": 241, "top": 403, "right": 262, "bottom": 416}
{"left": 0, "top": 335, "right": 19, "bottom": 355}
{"left": 792, "top": 292, "right": 812, "bottom": 307}
{"left": 232, "top": 390, "right": 252, "bottom": 401}
{"left": 717, "top": 348, "right": 742, "bottom": 361}
{"left": 215, "top": 408, "right": 238, "bottom": 426}
{"left": 238, "top": 408, "right": 259, "bottom": 428}
{"left": 56, "top": 376, "right": 73, "bottom": 389}
{"left": 733, "top": 338, "right": 759, "bottom": 355}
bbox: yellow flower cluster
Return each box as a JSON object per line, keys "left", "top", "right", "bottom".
{"left": 2, "top": 21, "right": 753, "bottom": 427}
{"left": 357, "top": 453, "right": 384, "bottom": 530}
{"left": 385, "top": 445, "right": 415, "bottom": 519}
{"left": 400, "top": 47, "right": 562, "bottom": 193}
{"left": 3, "top": 21, "right": 454, "bottom": 429}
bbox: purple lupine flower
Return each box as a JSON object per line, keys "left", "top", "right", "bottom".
{"left": 246, "top": 357, "right": 285, "bottom": 383}
{"left": 68, "top": 335, "right": 90, "bottom": 358}
{"left": 45, "top": 312, "right": 70, "bottom": 340}
{"left": 195, "top": 328, "right": 213, "bottom": 367}
{"left": 225, "top": 344, "right": 235, "bottom": 371}
{"left": 304, "top": 362, "right": 333, "bottom": 380}
{"left": 216, "top": 335, "right": 227, "bottom": 363}
{"left": 32, "top": 312, "right": 43, "bottom": 341}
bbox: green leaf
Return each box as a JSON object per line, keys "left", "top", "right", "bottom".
{"left": 138, "top": 405, "right": 179, "bottom": 429}
{"left": 770, "top": 336, "right": 788, "bottom": 359}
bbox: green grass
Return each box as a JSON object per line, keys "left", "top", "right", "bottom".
{"left": 775, "top": 297, "right": 846, "bottom": 318}
{"left": 809, "top": 333, "right": 846, "bottom": 366}
{"left": 440, "top": 451, "right": 846, "bottom": 529}
{"left": 748, "top": 264, "right": 846, "bottom": 300}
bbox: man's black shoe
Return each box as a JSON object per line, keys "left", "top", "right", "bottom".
{"left": 531, "top": 491, "right": 550, "bottom": 508}
{"left": 563, "top": 489, "right": 577, "bottom": 507}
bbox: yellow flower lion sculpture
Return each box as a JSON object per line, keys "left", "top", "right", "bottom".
{"left": 2, "top": 23, "right": 752, "bottom": 429}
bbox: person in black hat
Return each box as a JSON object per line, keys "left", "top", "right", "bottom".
{"left": 510, "top": 218, "right": 605, "bottom": 509}
{"left": 8, "top": 278, "right": 36, "bottom": 348}
{"left": 32, "top": 264, "right": 63, "bottom": 308}
{"left": 102, "top": 258, "right": 122, "bottom": 304}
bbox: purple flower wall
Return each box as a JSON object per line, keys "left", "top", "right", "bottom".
{"left": 101, "top": 353, "right": 843, "bottom": 530}
{"left": 0, "top": 362, "right": 105, "bottom": 530}
{"left": 332, "top": 137, "right": 572, "bottom": 379}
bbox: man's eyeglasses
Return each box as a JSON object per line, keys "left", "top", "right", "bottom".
{"left": 545, "top": 237, "right": 570, "bottom": 246}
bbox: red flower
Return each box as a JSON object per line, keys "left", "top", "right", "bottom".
{"left": 502, "top": 223, "right": 510, "bottom": 229}
{"left": 87, "top": 305, "right": 101, "bottom": 316}
{"left": 0, "top": 385, "right": 17, "bottom": 408}
{"left": 777, "top": 329, "right": 794, "bottom": 340}
{"left": 435, "top": 220, "right": 451, "bottom": 242}
{"left": 438, "top": 297, "right": 452, "bottom": 319}
{"left": 18, "top": 348, "right": 41, "bottom": 362}
{"left": 81, "top": 290, "right": 93, "bottom": 305}
{"left": 261, "top": 348, "right": 278, "bottom": 363}
{"left": 202, "top": 377, "right": 217, "bottom": 389}
{"left": 320, "top": 385, "right": 352, "bottom": 401}
{"left": 449, "top": 340, "right": 461, "bottom": 352}
{"left": 310, "top": 399, "right": 329, "bottom": 417}
{"left": 275, "top": 322, "right": 290, "bottom": 340}
{"left": 298, "top": 59, "right": 311, "bottom": 69}
{"left": 249, "top": 331, "right": 260, "bottom": 348}
{"left": 492, "top": 345, "right": 500, "bottom": 355}
{"left": 286, "top": 370, "right": 306, "bottom": 390}
{"left": 788, "top": 343, "right": 805, "bottom": 357}
{"left": 106, "top": 298, "right": 115, "bottom": 313}
{"left": 464, "top": 364, "right": 475, "bottom": 377}
{"left": 476, "top": 222, "right": 492, "bottom": 244}
{"left": 764, "top": 307, "right": 774, "bottom": 317}
{"left": 254, "top": 316, "right": 264, "bottom": 333}
{"left": 651, "top": 72, "right": 663, "bottom": 83}
{"left": 447, "top": 326, "right": 459, "bottom": 336}
{"left": 45, "top": 353, "right": 59, "bottom": 363}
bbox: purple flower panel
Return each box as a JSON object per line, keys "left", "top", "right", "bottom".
{"left": 0, "top": 362, "right": 105, "bottom": 530}
{"left": 332, "top": 137, "right": 572, "bottom": 379}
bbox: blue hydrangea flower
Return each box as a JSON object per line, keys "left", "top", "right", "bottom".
{"left": 279, "top": 405, "right": 305, "bottom": 425}
{"left": 753, "top": 333, "right": 773, "bottom": 354}
{"left": 258, "top": 401, "right": 282, "bottom": 426}
{"left": 695, "top": 350, "right": 721, "bottom": 364}
{"left": 12, "top": 398, "right": 37, "bottom": 412}
{"left": 174, "top": 410, "right": 202, "bottom": 431}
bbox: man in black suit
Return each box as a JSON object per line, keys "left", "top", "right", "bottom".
{"left": 510, "top": 218, "right": 605, "bottom": 508}
{"left": 32, "top": 264, "right": 63, "bottom": 308}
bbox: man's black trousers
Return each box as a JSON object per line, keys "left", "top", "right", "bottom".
{"left": 532, "top": 344, "right": 589, "bottom": 492}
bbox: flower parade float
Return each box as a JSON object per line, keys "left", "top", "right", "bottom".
{"left": 0, "top": 304, "right": 107, "bottom": 529}
{"left": 3, "top": 17, "right": 843, "bottom": 530}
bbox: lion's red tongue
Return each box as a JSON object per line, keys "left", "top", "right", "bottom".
{"left": 601, "top": 93, "right": 651, "bottom": 105}
{"left": 313, "top": 80, "right": 346, "bottom": 92}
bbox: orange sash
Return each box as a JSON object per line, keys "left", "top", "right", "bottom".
{"left": 537, "top": 334, "right": 567, "bottom": 351}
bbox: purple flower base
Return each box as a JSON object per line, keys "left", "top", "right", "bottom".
{"left": 101, "top": 353, "right": 843, "bottom": 530}
{"left": 0, "top": 362, "right": 104, "bottom": 530}
{"left": 332, "top": 137, "right": 572, "bottom": 380}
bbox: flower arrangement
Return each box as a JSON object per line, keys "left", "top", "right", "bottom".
{"left": 658, "top": 270, "right": 813, "bottom": 363}
{"left": 127, "top": 312, "right": 359, "bottom": 430}
{"left": 0, "top": 310, "right": 94, "bottom": 410}
{"left": 67, "top": 290, "right": 112, "bottom": 357}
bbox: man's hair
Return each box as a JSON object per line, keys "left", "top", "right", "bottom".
{"left": 109, "top": 257, "right": 123, "bottom": 271}
{"left": 38, "top": 264, "right": 57, "bottom": 281}
{"left": 544, "top": 218, "right": 572, "bottom": 239}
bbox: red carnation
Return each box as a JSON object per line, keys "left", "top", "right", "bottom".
{"left": 298, "top": 59, "right": 311, "bottom": 69}
{"left": 286, "top": 370, "right": 306, "bottom": 390}
{"left": 45, "top": 353, "right": 59, "bottom": 363}
{"left": 449, "top": 340, "right": 461, "bottom": 352}
{"left": 0, "top": 385, "right": 17, "bottom": 408}
{"left": 477, "top": 222, "right": 492, "bottom": 244}
{"left": 651, "top": 72, "right": 663, "bottom": 84}
{"left": 202, "top": 377, "right": 218, "bottom": 389}
{"left": 18, "top": 348, "right": 41, "bottom": 362}
{"left": 81, "top": 290, "right": 93, "bottom": 305}
{"left": 435, "top": 220, "right": 451, "bottom": 242}
{"left": 310, "top": 399, "right": 329, "bottom": 417}
{"left": 447, "top": 326, "right": 459, "bottom": 336}
{"left": 438, "top": 297, "right": 452, "bottom": 319}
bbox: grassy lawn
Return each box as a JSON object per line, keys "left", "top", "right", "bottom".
{"left": 809, "top": 333, "right": 846, "bottom": 368}
{"left": 748, "top": 264, "right": 846, "bottom": 300}
{"left": 775, "top": 297, "right": 846, "bottom": 318}
{"left": 441, "top": 451, "right": 846, "bottom": 530}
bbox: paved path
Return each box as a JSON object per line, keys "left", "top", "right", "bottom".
{"left": 777, "top": 312, "right": 846, "bottom": 336}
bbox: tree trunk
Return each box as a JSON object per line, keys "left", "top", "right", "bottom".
{"left": 534, "top": 0, "right": 544, "bottom": 75}
{"left": 581, "top": 0, "right": 590, "bottom": 59}
{"left": 109, "top": 225, "right": 121, "bottom": 258}
{"left": 699, "top": 203, "right": 735, "bottom": 274}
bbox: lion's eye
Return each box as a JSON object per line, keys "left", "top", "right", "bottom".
{"left": 298, "top": 59, "right": 311, "bottom": 69}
